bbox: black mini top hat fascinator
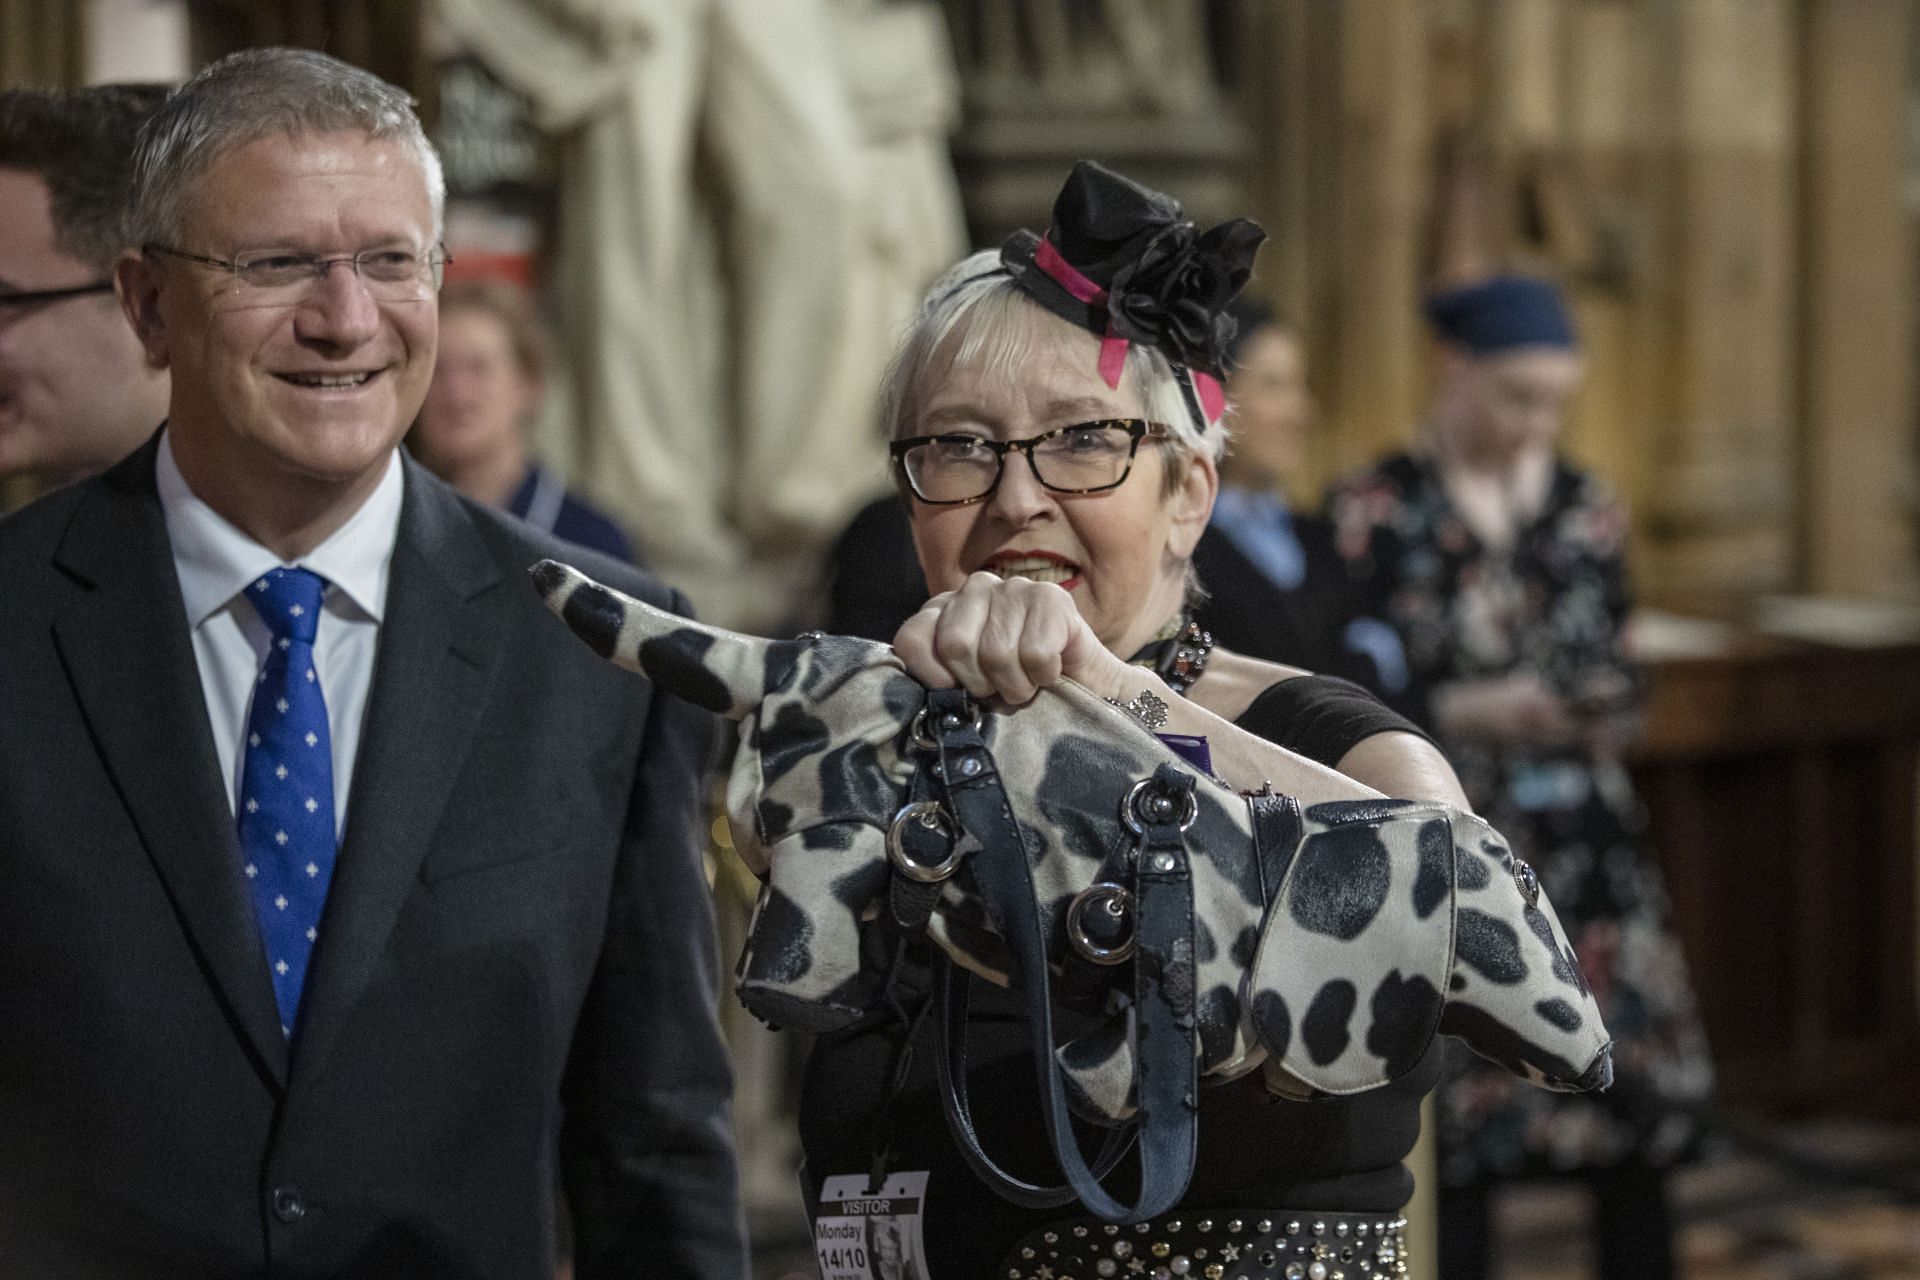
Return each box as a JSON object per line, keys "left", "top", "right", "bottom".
{"left": 999, "top": 161, "right": 1266, "bottom": 433}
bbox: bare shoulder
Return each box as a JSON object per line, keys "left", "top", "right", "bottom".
{"left": 1187, "top": 647, "right": 1312, "bottom": 723}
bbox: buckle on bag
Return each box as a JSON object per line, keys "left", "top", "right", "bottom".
{"left": 887, "top": 801, "right": 961, "bottom": 883}
{"left": 1121, "top": 776, "right": 1198, "bottom": 836}
{"left": 910, "top": 701, "right": 983, "bottom": 751}
{"left": 1066, "top": 882, "right": 1137, "bottom": 965}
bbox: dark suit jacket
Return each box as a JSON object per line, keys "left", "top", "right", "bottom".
{"left": 0, "top": 439, "right": 745, "bottom": 1280}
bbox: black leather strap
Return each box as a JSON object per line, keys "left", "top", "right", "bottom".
{"left": 1248, "top": 790, "right": 1305, "bottom": 908}
{"left": 922, "top": 688, "right": 1200, "bottom": 1222}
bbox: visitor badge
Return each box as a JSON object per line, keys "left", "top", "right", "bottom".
{"left": 813, "top": 1170, "right": 931, "bottom": 1280}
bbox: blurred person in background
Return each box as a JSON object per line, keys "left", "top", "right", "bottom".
{"left": 1191, "top": 299, "right": 1410, "bottom": 694}
{"left": 1328, "top": 275, "right": 1713, "bottom": 1280}
{"left": 0, "top": 84, "right": 171, "bottom": 491}
{"left": 413, "top": 277, "right": 636, "bottom": 563}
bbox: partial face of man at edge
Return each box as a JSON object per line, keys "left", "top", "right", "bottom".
{"left": 121, "top": 128, "right": 437, "bottom": 526}
{"left": 0, "top": 167, "right": 161, "bottom": 478}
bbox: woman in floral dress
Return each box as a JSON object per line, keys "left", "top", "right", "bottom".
{"left": 1328, "top": 276, "right": 1714, "bottom": 1280}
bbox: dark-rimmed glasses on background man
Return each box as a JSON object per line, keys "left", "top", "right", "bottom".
{"left": 0, "top": 280, "right": 114, "bottom": 319}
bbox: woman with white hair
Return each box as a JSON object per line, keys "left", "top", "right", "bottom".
{"left": 797, "top": 162, "right": 1472, "bottom": 1279}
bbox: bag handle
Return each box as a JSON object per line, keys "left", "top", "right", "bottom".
{"left": 921, "top": 688, "right": 1199, "bottom": 1222}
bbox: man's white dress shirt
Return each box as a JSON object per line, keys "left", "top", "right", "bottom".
{"left": 155, "top": 431, "right": 403, "bottom": 836}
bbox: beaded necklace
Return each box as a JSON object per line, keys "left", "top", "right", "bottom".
{"left": 1126, "top": 617, "right": 1215, "bottom": 695}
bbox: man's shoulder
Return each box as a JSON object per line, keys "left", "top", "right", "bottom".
{"left": 413, "top": 466, "right": 682, "bottom": 618}
{"left": 0, "top": 472, "right": 123, "bottom": 583}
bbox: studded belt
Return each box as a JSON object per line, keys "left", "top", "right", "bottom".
{"left": 997, "top": 1210, "right": 1410, "bottom": 1280}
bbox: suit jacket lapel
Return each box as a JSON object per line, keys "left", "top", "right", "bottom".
{"left": 50, "top": 440, "right": 292, "bottom": 1086}
{"left": 292, "top": 460, "right": 503, "bottom": 1084}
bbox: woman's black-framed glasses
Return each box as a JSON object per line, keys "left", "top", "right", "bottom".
{"left": 891, "top": 419, "right": 1170, "bottom": 506}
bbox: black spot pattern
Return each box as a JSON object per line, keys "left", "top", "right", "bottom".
{"left": 1526, "top": 908, "right": 1583, "bottom": 990}
{"left": 1412, "top": 818, "right": 1452, "bottom": 919}
{"left": 742, "top": 887, "right": 812, "bottom": 985}
{"left": 761, "top": 638, "right": 805, "bottom": 698}
{"left": 555, "top": 580, "right": 624, "bottom": 660}
{"left": 1193, "top": 916, "right": 1217, "bottom": 965}
{"left": 759, "top": 799, "right": 795, "bottom": 841}
{"left": 1190, "top": 788, "right": 1263, "bottom": 908}
{"left": 1034, "top": 737, "right": 1139, "bottom": 867}
{"left": 1197, "top": 985, "right": 1241, "bottom": 1065}
{"left": 801, "top": 825, "right": 853, "bottom": 851}
{"left": 828, "top": 847, "right": 890, "bottom": 913}
{"left": 1454, "top": 908, "right": 1526, "bottom": 985}
{"left": 1288, "top": 824, "right": 1391, "bottom": 940}
{"left": 1251, "top": 989, "right": 1292, "bottom": 1059}
{"left": 758, "top": 703, "right": 833, "bottom": 788}
{"left": 1454, "top": 841, "right": 1491, "bottom": 890}
{"left": 1534, "top": 998, "right": 1583, "bottom": 1033}
{"left": 1449, "top": 972, "right": 1467, "bottom": 993}
{"left": 528, "top": 558, "right": 570, "bottom": 598}
{"left": 1230, "top": 925, "right": 1260, "bottom": 970}
{"left": 795, "top": 635, "right": 884, "bottom": 698}
{"left": 635, "top": 629, "right": 734, "bottom": 713}
{"left": 816, "top": 739, "right": 899, "bottom": 826}
{"left": 1303, "top": 980, "right": 1357, "bottom": 1066}
{"left": 879, "top": 674, "right": 924, "bottom": 722}
{"left": 1440, "top": 1002, "right": 1591, "bottom": 1087}
{"left": 1366, "top": 971, "right": 1443, "bottom": 1081}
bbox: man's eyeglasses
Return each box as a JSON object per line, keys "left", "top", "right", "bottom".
{"left": 0, "top": 280, "right": 115, "bottom": 316}
{"left": 890, "top": 419, "right": 1170, "bottom": 506}
{"left": 143, "top": 243, "right": 451, "bottom": 306}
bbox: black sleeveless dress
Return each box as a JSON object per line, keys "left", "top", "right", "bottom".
{"left": 797, "top": 676, "right": 1439, "bottom": 1280}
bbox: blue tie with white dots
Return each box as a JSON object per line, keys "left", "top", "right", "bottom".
{"left": 236, "top": 567, "right": 336, "bottom": 1035}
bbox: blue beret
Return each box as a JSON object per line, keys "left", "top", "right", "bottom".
{"left": 1424, "top": 274, "right": 1577, "bottom": 354}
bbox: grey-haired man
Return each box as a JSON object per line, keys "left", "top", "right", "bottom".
{"left": 0, "top": 48, "right": 745, "bottom": 1280}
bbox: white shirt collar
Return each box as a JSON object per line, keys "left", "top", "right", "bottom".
{"left": 156, "top": 429, "right": 405, "bottom": 628}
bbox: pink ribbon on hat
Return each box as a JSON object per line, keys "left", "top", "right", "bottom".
{"left": 1033, "top": 237, "right": 1133, "bottom": 390}
{"left": 1032, "top": 235, "right": 1226, "bottom": 425}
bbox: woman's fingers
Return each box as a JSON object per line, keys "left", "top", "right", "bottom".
{"left": 892, "top": 597, "right": 954, "bottom": 689}
{"left": 929, "top": 574, "right": 1001, "bottom": 698}
{"left": 891, "top": 574, "right": 1088, "bottom": 705}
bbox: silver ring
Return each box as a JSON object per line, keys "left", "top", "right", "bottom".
{"left": 1120, "top": 777, "right": 1199, "bottom": 836}
{"left": 1067, "top": 882, "right": 1136, "bottom": 965}
{"left": 887, "top": 801, "right": 961, "bottom": 883}
{"left": 909, "top": 700, "right": 984, "bottom": 751}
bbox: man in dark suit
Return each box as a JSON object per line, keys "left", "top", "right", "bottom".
{"left": 0, "top": 48, "right": 745, "bottom": 1280}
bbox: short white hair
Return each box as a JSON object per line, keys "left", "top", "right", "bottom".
{"left": 129, "top": 47, "right": 445, "bottom": 249}
{"left": 880, "top": 250, "right": 1230, "bottom": 491}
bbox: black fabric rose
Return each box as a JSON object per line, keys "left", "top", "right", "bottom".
{"left": 1105, "top": 219, "right": 1264, "bottom": 375}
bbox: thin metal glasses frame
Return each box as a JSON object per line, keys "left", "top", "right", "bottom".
{"left": 143, "top": 242, "right": 452, "bottom": 294}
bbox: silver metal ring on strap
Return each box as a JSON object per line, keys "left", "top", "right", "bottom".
{"left": 997, "top": 1210, "right": 1410, "bottom": 1280}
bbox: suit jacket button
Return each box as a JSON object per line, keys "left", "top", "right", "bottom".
{"left": 271, "top": 1186, "right": 306, "bottom": 1223}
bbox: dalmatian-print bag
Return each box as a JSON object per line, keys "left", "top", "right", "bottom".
{"left": 533, "top": 561, "right": 1614, "bottom": 1221}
